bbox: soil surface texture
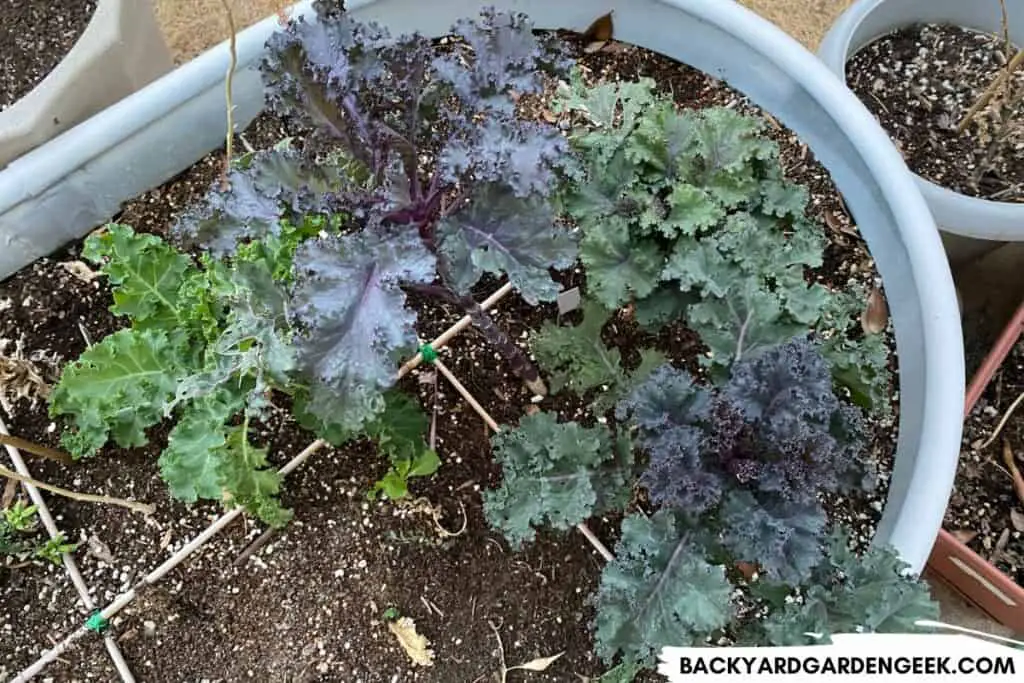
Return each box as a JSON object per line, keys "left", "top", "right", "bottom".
{"left": 946, "top": 338, "right": 1024, "bottom": 589}
{"left": 846, "top": 23, "right": 1024, "bottom": 203}
{"left": 1, "top": 0, "right": 97, "bottom": 109}
{"left": 1, "top": 34, "right": 895, "bottom": 683}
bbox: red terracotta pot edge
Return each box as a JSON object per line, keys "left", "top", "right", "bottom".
{"left": 925, "top": 301, "right": 1024, "bottom": 634}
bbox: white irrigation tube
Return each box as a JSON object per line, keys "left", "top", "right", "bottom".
{"left": 10, "top": 438, "right": 327, "bottom": 683}
{"left": 0, "top": 415, "right": 136, "bottom": 683}
{"left": 13, "top": 284, "right": 520, "bottom": 681}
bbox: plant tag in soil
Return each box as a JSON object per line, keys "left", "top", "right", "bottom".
{"left": 557, "top": 287, "right": 582, "bottom": 315}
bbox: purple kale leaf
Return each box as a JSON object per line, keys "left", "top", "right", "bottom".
{"left": 290, "top": 229, "right": 436, "bottom": 431}
{"left": 431, "top": 7, "right": 570, "bottom": 115}
{"left": 723, "top": 335, "right": 872, "bottom": 499}
{"left": 437, "top": 183, "right": 577, "bottom": 305}
{"left": 174, "top": 148, "right": 345, "bottom": 255}
{"left": 618, "top": 336, "right": 869, "bottom": 582}
{"left": 260, "top": 3, "right": 575, "bottom": 302}
{"left": 615, "top": 365, "right": 722, "bottom": 513}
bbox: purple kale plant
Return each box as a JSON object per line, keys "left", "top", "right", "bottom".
{"left": 616, "top": 335, "right": 873, "bottom": 583}
{"left": 173, "top": 2, "right": 578, "bottom": 430}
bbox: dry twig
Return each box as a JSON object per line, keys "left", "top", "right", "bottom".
{"left": 1002, "top": 440, "right": 1024, "bottom": 507}
{"left": 0, "top": 465, "right": 154, "bottom": 516}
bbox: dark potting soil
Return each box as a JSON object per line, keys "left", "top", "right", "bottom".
{"left": 1, "top": 0, "right": 97, "bottom": 109}
{"left": 945, "top": 338, "right": 1024, "bottom": 589}
{"left": 846, "top": 23, "right": 1024, "bottom": 203}
{"left": 0, "top": 34, "right": 897, "bottom": 683}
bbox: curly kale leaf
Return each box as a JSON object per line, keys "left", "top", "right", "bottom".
{"left": 164, "top": 398, "right": 293, "bottom": 528}
{"left": 83, "top": 224, "right": 195, "bottom": 330}
{"left": 719, "top": 490, "right": 826, "bottom": 584}
{"left": 593, "top": 510, "right": 732, "bottom": 665}
{"left": 483, "top": 411, "right": 634, "bottom": 549}
{"left": 618, "top": 338, "right": 869, "bottom": 582}
{"left": 724, "top": 335, "right": 872, "bottom": 497}
{"left": 531, "top": 300, "right": 664, "bottom": 412}
{"left": 616, "top": 365, "right": 721, "bottom": 513}
{"left": 432, "top": 7, "right": 569, "bottom": 115}
{"left": 759, "top": 530, "right": 939, "bottom": 645}
{"left": 174, "top": 148, "right": 345, "bottom": 256}
{"left": 437, "top": 183, "right": 577, "bottom": 305}
{"left": 160, "top": 388, "right": 241, "bottom": 503}
{"left": 291, "top": 229, "right": 435, "bottom": 432}
{"left": 50, "top": 328, "right": 187, "bottom": 457}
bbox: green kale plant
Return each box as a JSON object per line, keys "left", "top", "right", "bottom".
{"left": 484, "top": 337, "right": 938, "bottom": 675}
{"left": 553, "top": 73, "right": 891, "bottom": 412}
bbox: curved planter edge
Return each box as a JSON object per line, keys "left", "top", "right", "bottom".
{"left": 0, "top": 0, "right": 964, "bottom": 575}
{"left": 817, "top": 0, "right": 1024, "bottom": 267}
{"left": 0, "top": 0, "right": 173, "bottom": 170}
{"left": 928, "top": 302, "right": 1024, "bottom": 633}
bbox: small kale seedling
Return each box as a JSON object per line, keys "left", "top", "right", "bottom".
{"left": 531, "top": 300, "right": 665, "bottom": 412}
{"left": 555, "top": 75, "right": 890, "bottom": 412}
{"left": 483, "top": 410, "right": 634, "bottom": 548}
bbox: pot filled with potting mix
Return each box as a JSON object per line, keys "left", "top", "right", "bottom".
{"left": 0, "top": 0, "right": 172, "bottom": 169}
{"left": 0, "top": 0, "right": 966, "bottom": 680}
{"left": 819, "top": 0, "right": 1024, "bottom": 269}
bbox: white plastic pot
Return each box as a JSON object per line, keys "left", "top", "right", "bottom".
{"left": 818, "top": 0, "right": 1024, "bottom": 268}
{"left": 0, "top": 0, "right": 172, "bottom": 170}
{"left": 0, "top": 0, "right": 963, "bottom": 574}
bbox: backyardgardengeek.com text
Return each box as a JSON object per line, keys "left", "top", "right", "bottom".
{"left": 676, "top": 655, "right": 1016, "bottom": 676}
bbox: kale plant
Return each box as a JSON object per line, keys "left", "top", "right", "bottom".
{"left": 485, "top": 337, "right": 938, "bottom": 672}
{"left": 530, "top": 300, "right": 665, "bottom": 412}
{"left": 483, "top": 410, "right": 634, "bottom": 548}
{"left": 554, "top": 74, "right": 890, "bottom": 412}
{"left": 50, "top": 222, "right": 314, "bottom": 526}
{"left": 177, "top": 1, "right": 579, "bottom": 418}
{"left": 50, "top": 4, "right": 580, "bottom": 521}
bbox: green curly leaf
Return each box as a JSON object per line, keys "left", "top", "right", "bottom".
{"left": 50, "top": 328, "right": 187, "bottom": 457}
{"left": 83, "top": 223, "right": 195, "bottom": 329}
{"left": 532, "top": 300, "right": 664, "bottom": 412}
{"left": 593, "top": 510, "right": 732, "bottom": 665}
{"left": 483, "top": 412, "right": 634, "bottom": 548}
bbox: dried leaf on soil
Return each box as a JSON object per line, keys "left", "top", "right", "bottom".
{"left": 1010, "top": 509, "right": 1024, "bottom": 533}
{"left": 860, "top": 287, "right": 889, "bottom": 335}
{"left": 387, "top": 617, "right": 434, "bottom": 666}
{"left": 58, "top": 260, "right": 98, "bottom": 283}
{"left": 0, "top": 340, "right": 51, "bottom": 416}
{"left": 1001, "top": 440, "right": 1024, "bottom": 507}
{"left": 951, "top": 529, "right": 979, "bottom": 544}
{"left": 509, "top": 651, "right": 565, "bottom": 672}
{"left": 87, "top": 535, "right": 115, "bottom": 564}
{"left": 581, "top": 12, "right": 613, "bottom": 41}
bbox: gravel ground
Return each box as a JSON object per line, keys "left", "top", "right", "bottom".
{"left": 1, "top": 1, "right": 97, "bottom": 109}
{"left": 847, "top": 23, "right": 1024, "bottom": 202}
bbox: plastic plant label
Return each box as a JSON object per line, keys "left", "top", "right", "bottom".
{"left": 557, "top": 287, "right": 582, "bottom": 314}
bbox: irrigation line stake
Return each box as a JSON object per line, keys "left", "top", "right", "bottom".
{"left": 431, "top": 359, "right": 616, "bottom": 563}
{"left": 12, "top": 439, "right": 328, "bottom": 683}
{"left": 1, "top": 415, "right": 137, "bottom": 683}
{"left": 399, "top": 282, "right": 514, "bottom": 377}
{"left": 16, "top": 283, "right": 584, "bottom": 681}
